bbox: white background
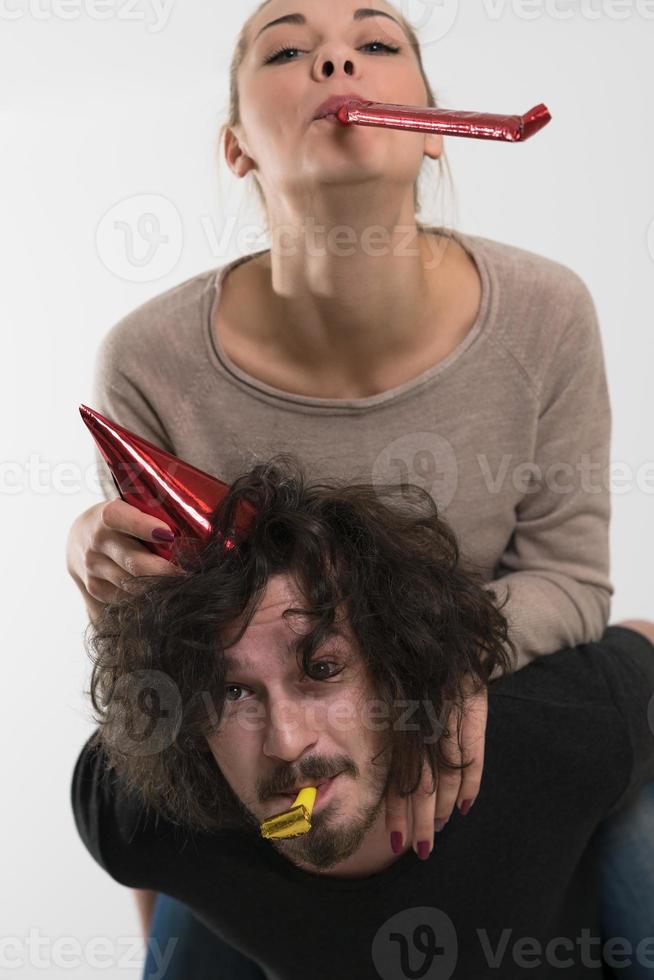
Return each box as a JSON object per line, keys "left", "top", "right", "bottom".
{"left": 1, "top": 0, "right": 653, "bottom": 977}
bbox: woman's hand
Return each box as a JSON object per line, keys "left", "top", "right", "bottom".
{"left": 66, "top": 499, "right": 179, "bottom": 620}
{"left": 385, "top": 674, "right": 488, "bottom": 860}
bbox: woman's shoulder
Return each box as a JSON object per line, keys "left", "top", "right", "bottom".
{"left": 99, "top": 266, "right": 221, "bottom": 360}
{"left": 454, "top": 229, "right": 601, "bottom": 390}
{"left": 459, "top": 228, "right": 593, "bottom": 309}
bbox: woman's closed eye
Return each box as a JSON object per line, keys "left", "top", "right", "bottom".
{"left": 263, "top": 39, "right": 401, "bottom": 66}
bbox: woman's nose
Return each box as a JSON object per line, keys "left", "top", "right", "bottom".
{"left": 315, "top": 51, "right": 355, "bottom": 79}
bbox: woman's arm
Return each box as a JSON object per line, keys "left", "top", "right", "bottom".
{"left": 483, "top": 275, "right": 613, "bottom": 672}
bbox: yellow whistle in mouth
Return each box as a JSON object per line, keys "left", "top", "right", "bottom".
{"left": 259, "top": 786, "right": 318, "bottom": 840}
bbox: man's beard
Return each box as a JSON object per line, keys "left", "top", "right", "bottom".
{"left": 268, "top": 782, "right": 386, "bottom": 870}
{"left": 214, "top": 739, "right": 393, "bottom": 869}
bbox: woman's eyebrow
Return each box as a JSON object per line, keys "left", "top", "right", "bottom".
{"left": 253, "top": 8, "right": 406, "bottom": 43}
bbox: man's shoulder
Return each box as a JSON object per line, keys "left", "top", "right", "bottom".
{"left": 491, "top": 627, "right": 654, "bottom": 815}
{"left": 491, "top": 627, "right": 654, "bottom": 724}
{"left": 486, "top": 636, "right": 632, "bottom": 790}
{"left": 490, "top": 639, "right": 615, "bottom": 706}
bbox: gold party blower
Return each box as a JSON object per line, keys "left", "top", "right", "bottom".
{"left": 260, "top": 787, "right": 318, "bottom": 840}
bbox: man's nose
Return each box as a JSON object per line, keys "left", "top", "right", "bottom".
{"left": 262, "top": 696, "right": 320, "bottom": 761}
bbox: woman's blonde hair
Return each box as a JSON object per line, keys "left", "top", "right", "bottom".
{"left": 216, "top": 0, "right": 457, "bottom": 235}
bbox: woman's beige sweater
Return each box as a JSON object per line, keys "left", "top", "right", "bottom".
{"left": 89, "top": 227, "right": 613, "bottom": 671}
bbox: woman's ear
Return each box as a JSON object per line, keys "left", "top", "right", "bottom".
{"left": 224, "top": 125, "right": 257, "bottom": 179}
{"left": 423, "top": 132, "right": 444, "bottom": 162}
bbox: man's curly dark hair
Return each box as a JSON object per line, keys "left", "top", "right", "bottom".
{"left": 85, "top": 452, "right": 516, "bottom": 835}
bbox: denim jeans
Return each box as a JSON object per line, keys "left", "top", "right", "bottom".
{"left": 143, "top": 892, "right": 268, "bottom": 980}
{"left": 141, "top": 782, "right": 654, "bottom": 980}
{"left": 596, "top": 779, "right": 654, "bottom": 978}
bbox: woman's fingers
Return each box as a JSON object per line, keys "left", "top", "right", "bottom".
{"left": 85, "top": 553, "right": 141, "bottom": 603}
{"left": 99, "top": 498, "right": 176, "bottom": 546}
{"left": 454, "top": 685, "right": 488, "bottom": 814}
{"left": 385, "top": 757, "right": 442, "bottom": 861}
{"left": 101, "top": 540, "right": 177, "bottom": 580}
{"left": 385, "top": 780, "right": 410, "bottom": 855}
{"left": 433, "top": 721, "right": 463, "bottom": 828}
{"left": 89, "top": 504, "right": 178, "bottom": 580}
{"left": 409, "top": 756, "right": 441, "bottom": 860}
{"left": 85, "top": 538, "right": 176, "bottom": 599}
{"left": 385, "top": 676, "right": 489, "bottom": 860}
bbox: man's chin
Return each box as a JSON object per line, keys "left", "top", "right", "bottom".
{"left": 269, "top": 794, "right": 385, "bottom": 872}
{"left": 271, "top": 816, "right": 365, "bottom": 871}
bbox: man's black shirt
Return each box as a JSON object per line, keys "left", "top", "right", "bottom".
{"left": 71, "top": 625, "right": 654, "bottom": 979}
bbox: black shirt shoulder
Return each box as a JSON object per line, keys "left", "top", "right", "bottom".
{"left": 70, "top": 730, "right": 189, "bottom": 889}
{"left": 490, "top": 625, "right": 654, "bottom": 816}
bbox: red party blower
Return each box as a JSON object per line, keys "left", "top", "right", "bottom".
{"left": 79, "top": 404, "right": 258, "bottom": 565}
{"left": 336, "top": 100, "right": 551, "bottom": 142}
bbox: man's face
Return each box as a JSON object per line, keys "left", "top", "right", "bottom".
{"left": 204, "top": 571, "right": 391, "bottom": 872}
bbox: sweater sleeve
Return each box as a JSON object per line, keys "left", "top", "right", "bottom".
{"left": 90, "top": 324, "right": 176, "bottom": 501}
{"left": 485, "top": 279, "right": 614, "bottom": 673}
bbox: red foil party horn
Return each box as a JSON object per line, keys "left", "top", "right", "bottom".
{"left": 336, "top": 100, "right": 551, "bottom": 142}
{"left": 79, "top": 404, "right": 258, "bottom": 565}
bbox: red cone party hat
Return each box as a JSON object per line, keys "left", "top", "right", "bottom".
{"left": 79, "top": 404, "right": 258, "bottom": 565}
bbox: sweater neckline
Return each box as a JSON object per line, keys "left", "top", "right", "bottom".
{"left": 204, "top": 226, "right": 494, "bottom": 413}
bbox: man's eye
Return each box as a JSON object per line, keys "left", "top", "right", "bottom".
{"left": 224, "top": 661, "right": 343, "bottom": 703}
{"left": 263, "top": 39, "right": 400, "bottom": 65}
{"left": 224, "top": 684, "right": 248, "bottom": 704}
{"left": 306, "top": 660, "right": 344, "bottom": 681}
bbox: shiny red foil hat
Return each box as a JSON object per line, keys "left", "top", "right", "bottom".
{"left": 336, "top": 100, "right": 551, "bottom": 142}
{"left": 79, "top": 404, "right": 258, "bottom": 566}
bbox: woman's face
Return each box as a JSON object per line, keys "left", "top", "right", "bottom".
{"left": 226, "top": 0, "right": 442, "bottom": 209}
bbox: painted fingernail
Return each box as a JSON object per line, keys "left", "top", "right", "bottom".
{"left": 152, "top": 527, "right": 175, "bottom": 542}
{"left": 417, "top": 840, "right": 431, "bottom": 860}
{"left": 459, "top": 799, "right": 474, "bottom": 816}
{"left": 390, "top": 831, "right": 403, "bottom": 854}
{"left": 434, "top": 818, "right": 447, "bottom": 833}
